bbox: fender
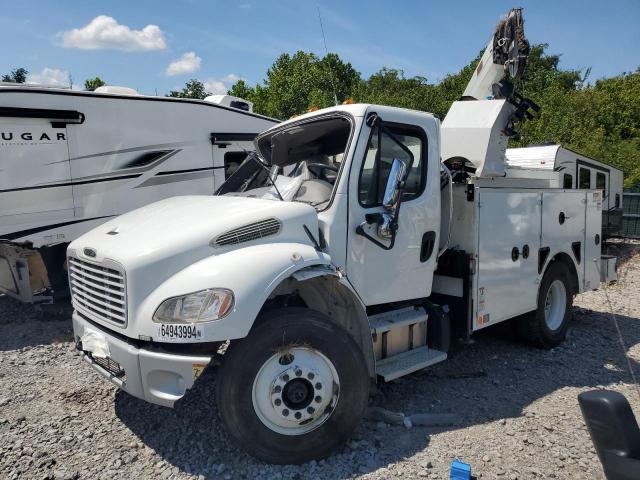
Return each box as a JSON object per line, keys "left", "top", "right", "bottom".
{"left": 290, "top": 265, "right": 376, "bottom": 378}
{"left": 539, "top": 248, "right": 581, "bottom": 294}
{"left": 134, "top": 242, "right": 331, "bottom": 342}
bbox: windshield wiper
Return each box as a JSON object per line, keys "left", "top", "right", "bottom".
{"left": 248, "top": 152, "right": 284, "bottom": 201}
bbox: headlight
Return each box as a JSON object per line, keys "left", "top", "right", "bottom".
{"left": 153, "top": 288, "right": 234, "bottom": 324}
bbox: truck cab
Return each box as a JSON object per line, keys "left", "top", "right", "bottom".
{"left": 69, "top": 103, "right": 446, "bottom": 461}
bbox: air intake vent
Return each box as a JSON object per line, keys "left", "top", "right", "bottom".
{"left": 213, "top": 218, "right": 281, "bottom": 247}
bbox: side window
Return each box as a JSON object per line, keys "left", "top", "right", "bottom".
{"left": 563, "top": 173, "right": 573, "bottom": 189}
{"left": 224, "top": 151, "right": 247, "bottom": 179}
{"left": 596, "top": 172, "right": 607, "bottom": 197}
{"left": 358, "top": 124, "right": 426, "bottom": 207}
{"left": 579, "top": 167, "right": 591, "bottom": 189}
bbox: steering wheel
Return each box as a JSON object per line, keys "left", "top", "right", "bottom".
{"left": 306, "top": 162, "right": 339, "bottom": 183}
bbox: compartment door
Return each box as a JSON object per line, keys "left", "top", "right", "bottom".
{"left": 584, "top": 191, "right": 602, "bottom": 290}
{"left": 476, "top": 190, "right": 541, "bottom": 328}
{"left": 541, "top": 191, "right": 586, "bottom": 269}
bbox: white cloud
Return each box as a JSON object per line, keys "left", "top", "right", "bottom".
{"left": 27, "top": 67, "right": 70, "bottom": 88}
{"left": 58, "top": 15, "right": 166, "bottom": 51}
{"left": 204, "top": 74, "right": 242, "bottom": 94}
{"left": 165, "top": 52, "right": 202, "bottom": 76}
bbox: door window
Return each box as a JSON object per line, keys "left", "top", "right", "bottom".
{"left": 563, "top": 174, "right": 573, "bottom": 189}
{"left": 579, "top": 167, "right": 591, "bottom": 189}
{"left": 358, "top": 124, "right": 426, "bottom": 207}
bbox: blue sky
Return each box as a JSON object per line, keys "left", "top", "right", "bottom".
{"left": 2, "top": 0, "right": 639, "bottom": 95}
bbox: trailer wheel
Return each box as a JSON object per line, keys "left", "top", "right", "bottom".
{"left": 518, "top": 262, "right": 573, "bottom": 348}
{"left": 216, "top": 308, "right": 369, "bottom": 464}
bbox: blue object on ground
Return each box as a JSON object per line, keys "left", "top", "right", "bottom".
{"left": 450, "top": 459, "right": 472, "bottom": 480}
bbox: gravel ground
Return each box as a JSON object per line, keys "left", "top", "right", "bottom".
{"left": 1, "top": 241, "right": 639, "bottom": 480}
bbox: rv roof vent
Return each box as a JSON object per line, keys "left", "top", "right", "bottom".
{"left": 204, "top": 94, "right": 253, "bottom": 112}
{"left": 94, "top": 86, "right": 140, "bottom": 96}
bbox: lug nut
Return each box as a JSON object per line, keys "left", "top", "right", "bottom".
{"left": 307, "top": 372, "right": 315, "bottom": 380}
{"left": 307, "top": 407, "right": 315, "bottom": 414}
{"left": 282, "top": 374, "right": 290, "bottom": 382}
{"left": 273, "top": 385, "right": 282, "bottom": 393}
{"left": 295, "top": 369, "right": 302, "bottom": 377}
{"left": 294, "top": 412, "right": 302, "bottom": 419}
{"left": 315, "top": 396, "right": 322, "bottom": 403}
{"left": 315, "top": 382, "right": 322, "bottom": 390}
{"left": 274, "top": 398, "right": 282, "bottom": 406}
{"left": 282, "top": 409, "right": 289, "bottom": 416}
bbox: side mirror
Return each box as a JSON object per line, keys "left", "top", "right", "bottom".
{"left": 269, "top": 164, "right": 279, "bottom": 182}
{"left": 578, "top": 389, "right": 640, "bottom": 480}
{"left": 374, "top": 158, "right": 410, "bottom": 241}
{"left": 382, "top": 158, "right": 408, "bottom": 211}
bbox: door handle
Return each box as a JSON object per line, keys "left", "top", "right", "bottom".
{"left": 420, "top": 231, "right": 436, "bottom": 262}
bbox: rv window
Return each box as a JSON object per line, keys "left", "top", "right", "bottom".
{"left": 224, "top": 151, "right": 247, "bottom": 178}
{"left": 596, "top": 172, "right": 607, "bottom": 197}
{"left": 563, "top": 174, "right": 573, "bottom": 189}
{"left": 579, "top": 168, "right": 591, "bottom": 189}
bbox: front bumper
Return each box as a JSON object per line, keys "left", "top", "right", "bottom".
{"left": 72, "top": 312, "right": 212, "bottom": 407}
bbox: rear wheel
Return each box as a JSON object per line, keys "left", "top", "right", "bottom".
{"left": 216, "top": 308, "right": 370, "bottom": 464}
{"left": 516, "top": 262, "right": 573, "bottom": 348}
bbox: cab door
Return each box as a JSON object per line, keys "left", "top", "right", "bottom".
{"left": 346, "top": 109, "right": 440, "bottom": 306}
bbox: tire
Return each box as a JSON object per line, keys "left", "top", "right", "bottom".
{"left": 516, "top": 262, "right": 573, "bottom": 349}
{"left": 216, "top": 307, "right": 370, "bottom": 464}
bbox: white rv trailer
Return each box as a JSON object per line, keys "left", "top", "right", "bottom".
{"left": 69, "top": 9, "right": 619, "bottom": 463}
{"left": 506, "top": 144, "right": 624, "bottom": 237}
{"left": 0, "top": 85, "right": 277, "bottom": 303}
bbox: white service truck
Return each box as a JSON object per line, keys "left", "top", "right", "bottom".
{"left": 68, "top": 9, "right": 616, "bottom": 463}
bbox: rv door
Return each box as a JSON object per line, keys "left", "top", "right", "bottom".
{"left": 0, "top": 117, "right": 73, "bottom": 239}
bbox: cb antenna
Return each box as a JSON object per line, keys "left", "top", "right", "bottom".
{"left": 317, "top": 6, "right": 339, "bottom": 106}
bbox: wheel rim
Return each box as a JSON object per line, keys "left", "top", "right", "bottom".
{"left": 251, "top": 346, "right": 340, "bottom": 435}
{"left": 544, "top": 279, "right": 567, "bottom": 331}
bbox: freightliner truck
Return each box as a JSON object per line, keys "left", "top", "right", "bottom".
{"left": 68, "top": 9, "right": 616, "bottom": 463}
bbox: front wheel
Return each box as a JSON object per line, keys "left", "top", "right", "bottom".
{"left": 216, "top": 308, "right": 370, "bottom": 464}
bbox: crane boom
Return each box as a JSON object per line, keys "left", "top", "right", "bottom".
{"left": 441, "top": 8, "right": 539, "bottom": 178}
{"left": 463, "top": 8, "right": 530, "bottom": 100}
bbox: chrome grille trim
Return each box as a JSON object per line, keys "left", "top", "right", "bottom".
{"left": 212, "top": 218, "right": 281, "bottom": 247}
{"left": 68, "top": 256, "right": 127, "bottom": 327}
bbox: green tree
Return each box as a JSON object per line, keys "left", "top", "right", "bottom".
{"left": 228, "top": 51, "right": 360, "bottom": 119}
{"left": 1, "top": 67, "right": 28, "bottom": 83}
{"left": 167, "top": 79, "right": 209, "bottom": 99}
{"left": 227, "top": 79, "right": 254, "bottom": 100}
{"left": 84, "top": 76, "right": 106, "bottom": 91}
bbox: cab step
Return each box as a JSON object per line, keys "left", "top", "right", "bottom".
{"left": 376, "top": 346, "right": 447, "bottom": 382}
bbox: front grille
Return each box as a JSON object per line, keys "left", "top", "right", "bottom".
{"left": 68, "top": 256, "right": 127, "bottom": 327}
{"left": 212, "top": 218, "right": 281, "bottom": 247}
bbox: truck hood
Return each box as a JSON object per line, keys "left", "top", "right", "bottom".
{"left": 68, "top": 195, "right": 319, "bottom": 272}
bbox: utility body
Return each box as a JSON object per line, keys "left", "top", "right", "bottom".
{"left": 68, "top": 9, "right": 617, "bottom": 463}
{"left": 0, "top": 85, "right": 276, "bottom": 303}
